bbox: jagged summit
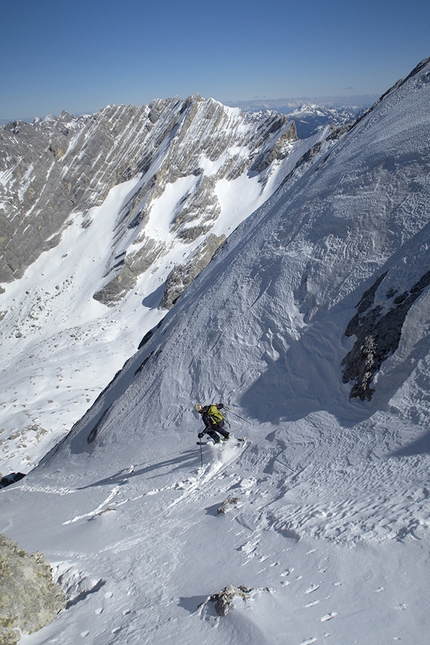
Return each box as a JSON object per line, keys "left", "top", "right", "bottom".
{"left": 0, "top": 95, "right": 297, "bottom": 289}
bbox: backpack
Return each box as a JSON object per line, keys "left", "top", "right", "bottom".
{"left": 207, "top": 405, "right": 224, "bottom": 424}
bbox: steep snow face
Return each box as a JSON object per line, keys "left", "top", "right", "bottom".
{"left": 63, "top": 57, "right": 430, "bottom": 447}
{"left": 0, "top": 97, "right": 328, "bottom": 472}
{"left": 1, "top": 59, "right": 430, "bottom": 645}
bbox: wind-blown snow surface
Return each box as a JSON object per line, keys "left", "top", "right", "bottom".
{"left": 2, "top": 58, "right": 430, "bottom": 644}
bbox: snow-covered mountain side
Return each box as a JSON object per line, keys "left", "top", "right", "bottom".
{"left": 0, "top": 96, "right": 337, "bottom": 472}
{"left": 1, "top": 57, "right": 429, "bottom": 645}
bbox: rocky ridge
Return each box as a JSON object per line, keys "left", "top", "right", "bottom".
{"left": 342, "top": 269, "right": 430, "bottom": 400}
{"left": 0, "top": 532, "right": 65, "bottom": 644}
{"left": 0, "top": 95, "right": 299, "bottom": 306}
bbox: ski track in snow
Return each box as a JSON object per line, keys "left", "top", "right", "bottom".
{"left": 9, "top": 402, "right": 430, "bottom": 643}
{"left": 6, "top": 421, "right": 429, "bottom": 645}
{"left": 165, "top": 441, "right": 249, "bottom": 509}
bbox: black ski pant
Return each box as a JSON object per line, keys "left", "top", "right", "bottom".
{"left": 205, "top": 421, "right": 229, "bottom": 443}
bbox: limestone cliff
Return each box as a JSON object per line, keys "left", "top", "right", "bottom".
{"left": 0, "top": 96, "right": 302, "bottom": 306}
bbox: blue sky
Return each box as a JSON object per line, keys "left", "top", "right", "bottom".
{"left": 1, "top": 0, "right": 429, "bottom": 120}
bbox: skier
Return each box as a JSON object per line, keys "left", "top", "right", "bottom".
{"left": 195, "top": 403, "right": 230, "bottom": 444}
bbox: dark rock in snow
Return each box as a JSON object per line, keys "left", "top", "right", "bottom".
{"left": 210, "top": 584, "right": 252, "bottom": 616}
{"left": 0, "top": 472, "right": 26, "bottom": 488}
{"left": 342, "top": 270, "right": 430, "bottom": 400}
{"left": 217, "top": 497, "right": 240, "bottom": 514}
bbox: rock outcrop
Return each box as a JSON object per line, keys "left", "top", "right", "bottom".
{"left": 198, "top": 584, "right": 274, "bottom": 617}
{"left": 217, "top": 496, "right": 240, "bottom": 515}
{"left": 0, "top": 533, "right": 65, "bottom": 644}
{"left": 210, "top": 584, "right": 252, "bottom": 616}
{"left": 342, "top": 270, "right": 430, "bottom": 400}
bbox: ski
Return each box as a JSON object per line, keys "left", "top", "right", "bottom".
{"left": 196, "top": 438, "right": 246, "bottom": 446}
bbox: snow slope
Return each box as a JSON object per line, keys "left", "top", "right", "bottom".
{"left": 0, "top": 101, "right": 326, "bottom": 473}
{"left": 1, "top": 57, "right": 430, "bottom": 644}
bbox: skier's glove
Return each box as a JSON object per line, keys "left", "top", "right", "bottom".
{"left": 198, "top": 432, "right": 204, "bottom": 438}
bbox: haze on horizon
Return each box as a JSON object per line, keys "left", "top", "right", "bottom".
{"left": 1, "top": 0, "right": 429, "bottom": 122}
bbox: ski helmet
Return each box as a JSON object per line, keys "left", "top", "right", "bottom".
{"left": 194, "top": 403, "right": 202, "bottom": 413}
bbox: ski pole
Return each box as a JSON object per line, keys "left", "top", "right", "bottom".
{"left": 226, "top": 408, "right": 253, "bottom": 425}
{"left": 199, "top": 440, "right": 203, "bottom": 467}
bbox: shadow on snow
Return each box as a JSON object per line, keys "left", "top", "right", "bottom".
{"left": 389, "top": 429, "right": 430, "bottom": 457}
{"left": 77, "top": 449, "right": 200, "bottom": 489}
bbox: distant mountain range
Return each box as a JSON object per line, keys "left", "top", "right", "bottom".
{"left": 228, "top": 94, "right": 378, "bottom": 110}
{"left": 227, "top": 96, "right": 378, "bottom": 138}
